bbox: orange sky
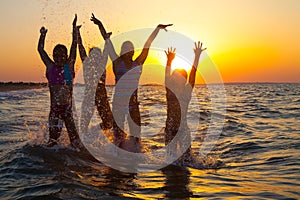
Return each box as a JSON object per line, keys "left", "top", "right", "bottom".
{"left": 0, "top": 0, "right": 299, "bottom": 84}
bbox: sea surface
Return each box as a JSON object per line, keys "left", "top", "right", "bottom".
{"left": 0, "top": 83, "right": 299, "bottom": 199}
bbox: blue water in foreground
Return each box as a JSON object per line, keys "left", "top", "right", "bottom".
{"left": 0, "top": 83, "right": 299, "bottom": 199}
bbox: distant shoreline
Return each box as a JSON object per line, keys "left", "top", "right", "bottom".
{"left": 0, "top": 82, "right": 47, "bottom": 92}
{"left": 0, "top": 81, "right": 299, "bottom": 92}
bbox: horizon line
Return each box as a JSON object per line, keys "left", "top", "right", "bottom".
{"left": 0, "top": 81, "right": 299, "bottom": 85}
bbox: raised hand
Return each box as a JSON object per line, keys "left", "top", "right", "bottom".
{"left": 40, "top": 27, "right": 47, "bottom": 35}
{"left": 90, "top": 13, "right": 101, "bottom": 25}
{"left": 157, "top": 24, "right": 173, "bottom": 32}
{"left": 164, "top": 47, "right": 176, "bottom": 63}
{"left": 91, "top": 13, "right": 112, "bottom": 40}
{"left": 73, "top": 14, "right": 77, "bottom": 26}
{"left": 194, "top": 41, "right": 207, "bottom": 57}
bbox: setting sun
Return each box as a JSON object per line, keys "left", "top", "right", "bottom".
{"left": 0, "top": 1, "right": 299, "bottom": 199}
{"left": 0, "top": 0, "right": 299, "bottom": 84}
{"left": 158, "top": 52, "right": 192, "bottom": 72}
{"left": 171, "top": 55, "right": 192, "bottom": 72}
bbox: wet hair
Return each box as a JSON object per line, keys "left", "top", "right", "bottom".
{"left": 120, "top": 41, "right": 134, "bottom": 56}
{"left": 53, "top": 44, "right": 68, "bottom": 57}
{"left": 173, "top": 68, "right": 188, "bottom": 80}
{"left": 89, "top": 47, "right": 102, "bottom": 55}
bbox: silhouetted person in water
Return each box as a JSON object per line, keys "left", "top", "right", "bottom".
{"left": 164, "top": 42, "right": 206, "bottom": 162}
{"left": 37, "top": 15, "right": 81, "bottom": 148}
{"left": 91, "top": 14, "right": 172, "bottom": 150}
{"left": 77, "top": 19, "right": 113, "bottom": 133}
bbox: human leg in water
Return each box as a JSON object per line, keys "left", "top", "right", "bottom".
{"left": 63, "top": 105, "right": 83, "bottom": 149}
{"left": 48, "top": 108, "right": 63, "bottom": 147}
{"left": 95, "top": 82, "right": 113, "bottom": 130}
{"left": 123, "top": 103, "right": 142, "bottom": 152}
{"left": 112, "top": 105, "right": 127, "bottom": 146}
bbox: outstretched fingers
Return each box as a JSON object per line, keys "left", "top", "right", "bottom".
{"left": 199, "top": 42, "right": 206, "bottom": 51}
{"left": 194, "top": 41, "right": 207, "bottom": 53}
{"left": 194, "top": 41, "right": 201, "bottom": 49}
{"left": 90, "top": 13, "right": 96, "bottom": 22}
{"left": 90, "top": 13, "right": 100, "bottom": 24}
{"left": 167, "top": 47, "right": 176, "bottom": 53}
{"left": 91, "top": 13, "right": 95, "bottom": 20}
{"left": 165, "top": 47, "right": 176, "bottom": 62}
{"left": 164, "top": 50, "right": 169, "bottom": 57}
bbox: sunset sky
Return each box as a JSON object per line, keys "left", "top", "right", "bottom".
{"left": 0, "top": 0, "right": 299, "bottom": 84}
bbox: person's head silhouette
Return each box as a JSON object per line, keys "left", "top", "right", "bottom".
{"left": 170, "top": 68, "right": 188, "bottom": 93}
{"left": 53, "top": 44, "right": 68, "bottom": 67}
{"left": 120, "top": 41, "right": 134, "bottom": 60}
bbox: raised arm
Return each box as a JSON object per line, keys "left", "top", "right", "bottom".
{"left": 77, "top": 25, "right": 87, "bottom": 62}
{"left": 189, "top": 41, "right": 206, "bottom": 88}
{"left": 99, "top": 40, "right": 110, "bottom": 83}
{"left": 90, "top": 13, "right": 112, "bottom": 40}
{"left": 136, "top": 24, "right": 173, "bottom": 65}
{"left": 164, "top": 47, "right": 176, "bottom": 83}
{"left": 90, "top": 14, "right": 118, "bottom": 61}
{"left": 37, "top": 27, "right": 54, "bottom": 69}
{"left": 101, "top": 39, "right": 109, "bottom": 66}
{"left": 90, "top": 13, "right": 118, "bottom": 61}
{"left": 68, "top": 14, "right": 78, "bottom": 71}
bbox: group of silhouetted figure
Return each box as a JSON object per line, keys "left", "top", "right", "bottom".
{"left": 38, "top": 14, "right": 206, "bottom": 161}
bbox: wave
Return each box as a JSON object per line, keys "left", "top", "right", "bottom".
{"left": 1, "top": 83, "right": 299, "bottom": 199}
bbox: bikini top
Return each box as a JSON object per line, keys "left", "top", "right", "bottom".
{"left": 114, "top": 60, "right": 140, "bottom": 83}
{"left": 46, "top": 64, "right": 74, "bottom": 86}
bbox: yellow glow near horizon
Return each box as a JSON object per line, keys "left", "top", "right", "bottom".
{"left": 157, "top": 52, "right": 192, "bottom": 73}
{"left": 0, "top": 0, "right": 299, "bottom": 83}
{"left": 170, "top": 55, "right": 192, "bottom": 72}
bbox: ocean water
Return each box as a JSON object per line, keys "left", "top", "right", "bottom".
{"left": 0, "top": 83, "right": 299, "bottom": 199}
